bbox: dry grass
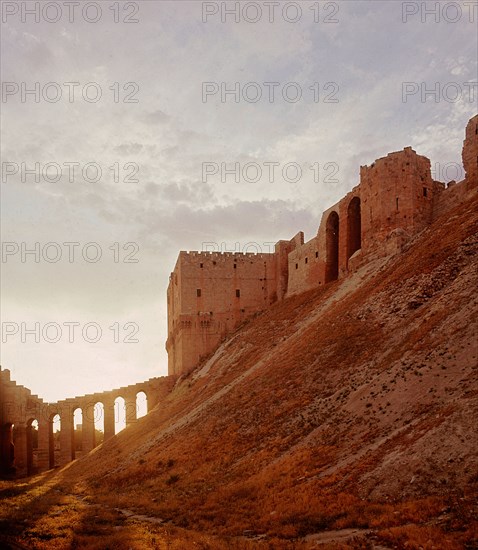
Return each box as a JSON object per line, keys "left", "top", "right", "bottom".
{"left": 2, "top": 194, "right": 478, "bottom": 549}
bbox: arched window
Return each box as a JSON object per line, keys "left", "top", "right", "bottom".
{"left": 73, "top": 408, "right": 83, "bottom": 455}
{"left": 325, "top": 211, "right": 340, "bottom": 282}
{"left": 136, "top": 391, "right": 147, "bottom": 419}
{"left": 114, "top": 397, "right": 126, "bottom": 434}
{"left": 347, "top": 197, "right": 361, "bottom": 261}
{"left": 50, "top": 414, "right": 61, "bottom": 468}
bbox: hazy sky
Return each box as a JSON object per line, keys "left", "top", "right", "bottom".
{"left": 1, "top": 0, "right": 477, "bottom": 402}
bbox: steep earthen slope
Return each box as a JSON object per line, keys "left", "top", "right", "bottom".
{"left": 63, "top": 192, "right": 478, "bottom": 546}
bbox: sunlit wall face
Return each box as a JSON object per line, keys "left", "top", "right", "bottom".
{"left": 1, "top": 1, "right": 476, "bottom": 402}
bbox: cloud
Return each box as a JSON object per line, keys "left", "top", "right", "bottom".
{"left": 141, "top": 109, "right": 171, "bottom": 125}
{"left": 2, "top": 0, "right": 476, "bottom": 401}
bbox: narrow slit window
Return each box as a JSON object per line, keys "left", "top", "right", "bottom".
{"left": 423, "top": 187, "right": 428, "bottom": 197}
{"left": 236, "top": 289, "right": 240, "bottom": 298}
{"left": 197, "top": 289, "right": 201, "bottom": 297}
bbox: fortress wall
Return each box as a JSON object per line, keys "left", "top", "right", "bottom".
{"left": 1, "top": 369, "right": 46, "bottom": 476}
{"left": 287, "top": 236, "right": 321, "bottom": 295}
{"left": 316, "top": 189, "right": 362, "bottom": 283}
{"left": 275, "top": 232, "right": 304, "bottom": 300}
{"left": 3, "top": 117, "right": 476, "bottom": 475}
{"left": 167, "top": 250, "right": 281, "bottom": 375}
{"left": 167, "top": 116, "right": 477, "bottom": 371}
{"left": 1, "top": 369, "right": 45, "bottom": 424}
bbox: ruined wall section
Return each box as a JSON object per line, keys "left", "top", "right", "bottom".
{"left": 1, "top": 368, "right": 45, "bottom": 425}
{"left": 1, "top": 369, "right": 174, "bottom": 477}
{"left": 0, "top": 368, "right": 45, "bottom": 476}
{"left": 432, "top": 181, "right": 466, "bottom": 221}
{"left": 45, "top": 376, "right": 174, "bottom": 467}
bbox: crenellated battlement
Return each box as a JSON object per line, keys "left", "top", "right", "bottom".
{"left": 179, "top": 251, "right": 275, "bottom": 263}
{"left": 181, "top": 250, "right": 273, "bottom": 257}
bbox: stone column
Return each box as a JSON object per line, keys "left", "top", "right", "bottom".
{"left": 13, "top": 423, "right": 28, "bottom": 476}
{"left": 26, "top": 423, "right": 34, "bottom": 475}
{"left": 37, "top": 408, "right": 52, "bottom": 471}
{"left": 103, "top": 397, "right": 116, "bottom": 441}
{"left": 59, "top": 406, "right": 74, "bottom": 465}
{"left": 125, "top": 393, "right": 137, "bottom": 427}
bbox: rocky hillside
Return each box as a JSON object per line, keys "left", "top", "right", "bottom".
{"left": 4, "top": 191, "right": 477, "bottom": 549}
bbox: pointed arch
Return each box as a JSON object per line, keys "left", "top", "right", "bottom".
{"left": 114, "top": 397, "right": 126, "bottom": 434}
{"left": 136, "top": 391, "right": 147, "bottom": 419}
{"left": 325, "top": 211, "right": 340, "bottom": 282}
{"left": 73, "top": 408, "right": 83, "bottom": 457}
{"left": 94, "top": 402, "right": 105, "bottom": 446}
{"left": 347, "top": 196, "right": 361, "bottom": 261}
{"left": 50, "top": 414, "right": 61, "bottom": 468}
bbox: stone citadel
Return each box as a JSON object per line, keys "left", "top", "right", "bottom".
{"left": 166, "top": 115, "right": 478, "bottom": 375}
{"left": 1, "top": 114, "right": 477, "bottom": 477}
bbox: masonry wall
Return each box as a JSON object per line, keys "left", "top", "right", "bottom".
{"left": 287, "top": 236, "right": 321, "bottom": 296}
{"left": 275, "top": 232, "right": 305, "bottom": 300}
{"left": 359, "top": 147, "right": 439, "bottom": 254}
{"left": 0, "top": 368, "right": 45, "bottom": 477}
{"left": 167, "top": 251, "right": 281, "bottom": 376}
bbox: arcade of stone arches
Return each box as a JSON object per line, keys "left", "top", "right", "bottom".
{"left": 0, "top": 372, "right": 173, "bottom": 477}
